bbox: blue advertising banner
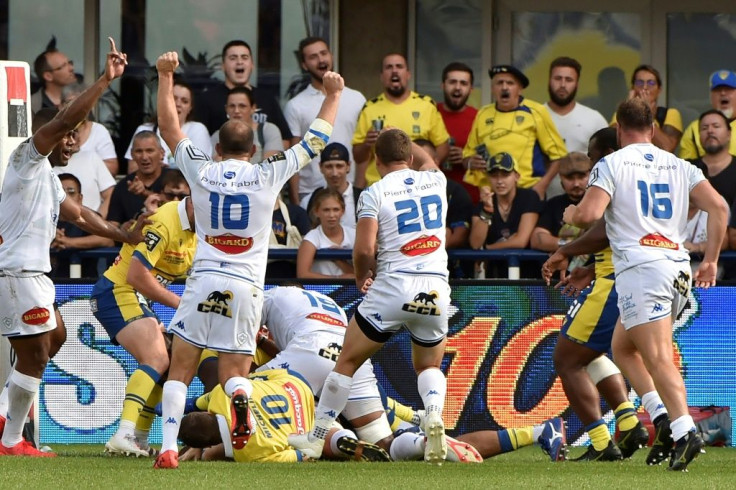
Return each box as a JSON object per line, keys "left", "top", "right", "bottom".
{"left": 37, "top": 282, "right": 735, "bottom": 446}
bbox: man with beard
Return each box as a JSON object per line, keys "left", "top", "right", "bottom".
{"left": 690, "top": 109, "right": 736, "bottom": 207}
{"left": 530, "top": 152, "right": 592, "bottom": 254}
{"left": 680, "top": 70, "right": 736, "bottom": 160}
{"left": 463, "top": 65, "right": 567, "bottom": 199}
{"left": 352, "top": 54, "right": 449, "bottom": 187}
{"left": 436, "top": 62, "right": 479, "bottom": 201}
{"left": 285, "top": 37, "right": 366, "bottom": 202}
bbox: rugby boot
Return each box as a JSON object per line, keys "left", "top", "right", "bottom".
{"left": 616, "top": 421, "right": 650, "bottom": 459}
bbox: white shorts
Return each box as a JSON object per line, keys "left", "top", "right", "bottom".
{"left": 615, "top": 260, "right": 691, "bottom": 329}
{"left": 356, "top": 273, "right": 450, "bottom": 346}
{"left": 256, "top": 331, "right": 381, "bottom": 404}
{"left": 0, "top": 274, "right": 56, "bottom": 337}
{"left": 168, "top": 272, "right": 263, "bottom": 354}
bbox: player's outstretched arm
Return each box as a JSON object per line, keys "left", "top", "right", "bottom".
{"left": 34, "top": 37, "right": 127, "bottom": 156}
{"left": 314, "top": 71, "right": 344, "bottom": 127}
{"left": 60, "top": 198, "right": 149, "bottom": 245}
{"left": 410, "top": 142, "right": 439, "bottom": 171}
{"left": 156, "top": 51, "right": 187, "bottom": 154}
{"left": 541, "top": 218, "right": 608, "bottom": 285}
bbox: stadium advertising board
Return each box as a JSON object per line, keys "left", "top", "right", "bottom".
{"left": 34, "top": 282, "right": 736, "bottom": 446}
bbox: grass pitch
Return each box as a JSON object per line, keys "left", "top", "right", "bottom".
{"left": 1, "top": 444, "right": 735, "bottom": 489}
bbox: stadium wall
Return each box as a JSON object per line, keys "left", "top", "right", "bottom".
{"left": 31, "top": 282, "right": 736, "bottom": 446}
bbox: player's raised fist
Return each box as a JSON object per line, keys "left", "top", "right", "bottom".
{"left": 156, "top": 52, "right": 180, "bottom": 74}
{"left": 322, "top": 71, "right": 344, "bottom": 95}
{"left": 104, "top": 37, "right": 127, "bottom": 82}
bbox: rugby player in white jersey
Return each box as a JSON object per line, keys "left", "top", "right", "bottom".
{"left": 152, "top": 50, "right": 343, "bottom": 469}
{"left": 563, "top": 97, "right": 728, "bottom": 471}
{"left": 290, "top": 129, "right": 451, "bottom": 464}
{"left": 0, "top": 38, "right": 130, "bottom": 457}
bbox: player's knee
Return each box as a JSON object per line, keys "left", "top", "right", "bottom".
{"left": 354, "top": 413, "right": 393, "bottom": 445}
{"left": 585, "top": 355, "right": 621, "bottom": 385}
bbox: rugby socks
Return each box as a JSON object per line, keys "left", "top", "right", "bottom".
{"left": 498, "top": 427, "right": 533, "bottom": 453}
{"left": 136, "top": 382, "right": 163, "bottom": 434}
{"left": 329, "top": 428, "right": 357, "bottom": 457}
{"left": 0, "top": 366, "right": 11, "bottom": 417}
{"left": 160, "top": 380, "right": 188, "bottom": 453}
{"left": 586, "top": 420, "right": 612, "bottom": 451}
{"left": 670, "top": 414, "right": 696, "bottom": 442}
{"left": 417, "top": 368, "right": 446, "bottom": 416}
{"left": 224, "top": 377, "right": 253, "bottom": 399}
{"left": 641, "top": 391, "right": 668, "bottom": 422}
{"left": 614, "top": 401, "right": 639, "bottom": 432}
{"left": 1, "top": 370, "right": 40, "bottom": 447}
{"left": 387, "top": 397, "right": 420, "bottom": 427}
{"left": 120, "top": 366, "right": 160, "bottom": 436}
{"left": 311, "top": 372, "right": 352, "bottom": 441}
{"left": 389, "top": 430, "right": 424, "bottom": 460}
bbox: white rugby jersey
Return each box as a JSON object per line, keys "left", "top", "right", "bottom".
{"left": 175, "top": 119, "right": 331, "bottom": 286}
{"left": 357, "top": 168, "right": 448, "bottom": 276}
{"left": 590, "top": 142, "right": 705, "bottom": 274}
{"left": 0, "top": 138, "right": 66, "bottom": 274}
{"left": 261, "top": 286, "right": 347, "bottom": 350}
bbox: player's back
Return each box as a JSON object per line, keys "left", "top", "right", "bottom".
{"left": 207, "top": 369, "right": 314, "bottom": 462}
{"left": 598, "top": 143, "right": 704, "bottom": 272}
{"left": 262, "top": 287, "right": 348, "bottom": 350}
{"left": 174, "top": 139, "right": 301, "bottom": 284}
{"left": 359, "top": 168, "right": 448, "bottom": 276}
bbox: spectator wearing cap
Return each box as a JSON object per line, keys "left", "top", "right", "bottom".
{"left": 690, "top": 109, "right": 736, "bottom": 208}
{"left": 469, "top": 152, "right": 541, "bottom": 278}
{"left": 300, "top": 142, "right": 363, "bottom": 229}
{"left": 611, "top": 65, "right": 682, "bottom": 152}
{"left": 463, "top": 65, "right": 567, "bottom": 199}
{"left": 531, "top": 152, "right": 592, "bottom": 252}
{"left": 680, "top": 70, "right": 736, "bottom": 160}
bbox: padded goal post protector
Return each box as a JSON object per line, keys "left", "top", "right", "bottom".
{"left": 0, "top": 61, "right": 32, "bottom": 191}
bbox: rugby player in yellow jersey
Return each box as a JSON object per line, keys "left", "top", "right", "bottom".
{"left": 542, "top": 127, "right": 672, "bottom": 465}
{"left": 91, "top": 186, "right": 196, "bottom": 457}
{"left": 176, "top": 368, "right": 390, "bottom": 462}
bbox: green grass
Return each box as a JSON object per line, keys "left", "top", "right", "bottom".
{"left": 1, "top": 444, "right": 735, "bottom": 489}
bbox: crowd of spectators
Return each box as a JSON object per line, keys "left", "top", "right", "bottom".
{"left": 31, "top": 40, "right": 736, "bottom": 280}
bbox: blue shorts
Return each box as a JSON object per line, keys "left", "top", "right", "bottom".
{"left": 560, "top": 274, "right": 618, "bottom": 353}
{"left": 90, "top": 276, "right": 157, "bottom": 345}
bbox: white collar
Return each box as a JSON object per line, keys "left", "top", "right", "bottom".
{"left": 178, "top": 197, "right": 192, "bottom": 231}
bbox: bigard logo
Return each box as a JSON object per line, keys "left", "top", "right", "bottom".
{"left": 22, "top": 306, "right": 50, "bottom": 325}
{"left": 639, "top": 232, "right": 678, "bottom": 250}
{"left": 205, "top": 233, "right": 253, "bottom": 254}
{"left": 400, "top": 235, "right": 441, "bottom": 256}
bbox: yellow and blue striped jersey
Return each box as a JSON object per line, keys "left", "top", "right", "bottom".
{"left": 103, "top": 199, "right": 196, "bottom": 287}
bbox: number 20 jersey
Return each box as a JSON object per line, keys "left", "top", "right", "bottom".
{"left": 358, "top": 168, "right": 448, "bottom": 277}
{"left": 590, "top": 142, "right": 705, "bottom": 275}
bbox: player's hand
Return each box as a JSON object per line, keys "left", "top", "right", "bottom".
{"left": 556, "top": 266, "right": 595, "bottom": 297}
{"left": 104, "top": 37, "right": 127, "bottom": 82}
{"left": 694, "top": 261, "right": 718, "bottom": 288}
{"left": 322, "top": 71, "right": 344, "bottom": 95}
{"left": 542, "top": 250, "right": 569, "bottom": 285}
{"left": 357, "top": 276, "right": 373, "bottom": 294}
{"left": 562, "top": 204, "right": 578, "bottom": 225}
{"left": 179, "top": 447, "right": 202, "bottom": 462}
{"left": 156, "top": 51, "right": 180, "bottom": 74}
{"left": 144, "top": 193, "right": 162, "bottom": 213}
{"left": 121, "top": 211, "right": 154, "bottom": 245}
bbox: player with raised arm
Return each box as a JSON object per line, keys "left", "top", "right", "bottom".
{"left": 0, "top": 38, "right": 133, "bottom": 457}
{"left": 562, "top": 98, "right": 728, "bottom": 471}
{"left": 289, "top": 130, "right": 452, "bottom": 464}
{"left": 152, "top": 50, "right": 343, "bottom": 469}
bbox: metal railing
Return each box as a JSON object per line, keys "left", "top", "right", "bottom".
{"left": 58, "top": 248, "right": 736, "bottom": 280}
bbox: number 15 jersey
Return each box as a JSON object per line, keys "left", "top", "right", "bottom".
{"left": 358, "top": 168, "right": 448, "bottom": 277}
